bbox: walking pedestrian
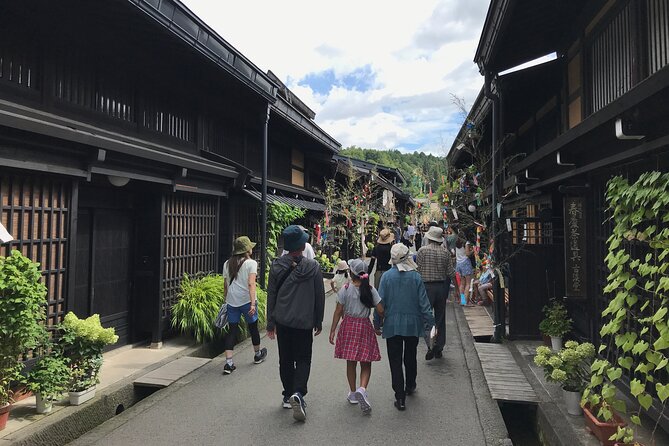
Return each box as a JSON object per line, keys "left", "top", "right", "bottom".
{"left": 416, "top": 226, "right": 455, "bottom": 360}
{"left": 221, "top": 236, "right": 267, "bottom": 375}
{"left": 329, "top": 260, "right": 349, "bottom": 294}
{"left": 455, "top": 235, "right": 475, "bottom": 305}
{"left": 281, "top": 225, "right": 315, "bottom": 259}
{"left": 329, "top": 259, "right": 384, "bottom": 415}
{"left": 375, "top": 243, "right": 435, "bottom": 411}
{"left": 267, "top": 225, "right": 325, "bottom": 422}
{"left": 368, "top": 228, "right": 394, "bottom": 287}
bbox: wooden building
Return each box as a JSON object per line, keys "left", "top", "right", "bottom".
{"left": 0, "top": 0, "right": 339, "bottom": 346}
{"left": 453, "top": 0, "right": 669, "bottom": 428}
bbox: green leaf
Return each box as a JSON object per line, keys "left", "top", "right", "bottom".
{"left": 618, "top": 356, "right": 633, "bottom": 370}
{"left": 656, "top": 383, "right": 669, "bottom": 403}
{"left": 630, "top": 415, "right": 641, "bottom": 425}
{"left": 632, "top": 340, "right": 649, "bottom": 355}
{"left": 598, "top": 344, "right": 607, "bottom": 354}
{"left": 606, "top": 367, "right": 622, "bottom": 381}
{"left": 630, "top": 379, "right": 645, "bottom": 397}
{"left": 638, "top": 393, "right": 653, "bottom": 410}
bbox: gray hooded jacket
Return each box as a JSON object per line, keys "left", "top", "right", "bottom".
{"left": 267, "top": 254, "right": 325, "bottom": 331}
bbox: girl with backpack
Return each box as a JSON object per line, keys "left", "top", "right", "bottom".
{"left": 221, "top": 236, "right": 267, "bottom": 374}
{"left": 329, "top": 259, "right": 384, "bottom": 415}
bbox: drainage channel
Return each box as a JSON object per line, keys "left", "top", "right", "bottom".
{"left": 499, "top": 402, "right": 541, "bottom": 446}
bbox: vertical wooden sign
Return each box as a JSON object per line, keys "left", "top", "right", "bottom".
{"left": 564, "top": 196, "right": 586, "bottom": 298}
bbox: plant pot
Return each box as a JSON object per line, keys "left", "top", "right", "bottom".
{"left": 35, "top": 393, "right": 53, "bottom": 414}
{"left": 69, "top": 386, "right": 96, "bottom": 406}
{"left": 0, "top": 403, "right": 10, "bottom": 431}
{"left": 583, "top": 404, "right": 626, "bottom": 446}
{"left": 562, "top": 388, "right": 582, "bottom": 416}
{"left": 550, "top": 336, "right": 563, "bottom": 351}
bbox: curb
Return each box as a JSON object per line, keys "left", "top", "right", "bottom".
{"left": 1, "top": 340, "right": 224, "bottom": 446}
{"left": 453, "top": 303, "right": 513, "bottom": 446}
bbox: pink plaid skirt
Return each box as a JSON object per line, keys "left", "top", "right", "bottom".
{"left": 334, "top": 314, "right": 381, "bottom": 362}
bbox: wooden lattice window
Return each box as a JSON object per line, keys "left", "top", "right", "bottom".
{"left": 0, "top": 31, "right": 39, "bottom": 90}
{"left": 0, "top": 175, "right": 69, "bottom": 327}
{"left": 161, "top": 194, "right": 217, "bottom": 317}
{"left": 648, "top": 0, "right": 669, "bottom": 75}
{"left": 232, "top": 200, "right": 261, "bottom": 260}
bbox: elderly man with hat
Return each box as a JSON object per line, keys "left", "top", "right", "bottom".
{"left": 267, "top": 225, "right": 325, "bottom": 422}
{"left": 375, "top": 243, "right": 434, "bottom": 411}
{"left": 416, "top": 226, "right": 455, "bottom": 360}
{"left": 368, "top": 228, "right": 394, "bottom": 288}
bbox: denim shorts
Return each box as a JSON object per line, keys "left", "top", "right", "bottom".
{"left": 227, "top": 302, "right": 259, "bottom": 324}
{"left": 455, "top": 259, "right": 474, "bottom": 277}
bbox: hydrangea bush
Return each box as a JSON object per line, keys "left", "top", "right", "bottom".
{"left": 534, "top": 341, "right": 595, "bottom": 392}
{"left": 58, "top": 313, "right": 118, "bottom": 392}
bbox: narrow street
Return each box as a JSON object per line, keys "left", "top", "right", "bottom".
{"left": 72, "top": 296, "right": 489, "bottom": 446}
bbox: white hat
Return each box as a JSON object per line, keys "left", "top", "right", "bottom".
{"left": 335, "top": 260, "right": 349, "bottom": 272}
{"left": 425, "top": 226, "right": 444, "bottom": 243}
{"left": 347, "top": 259, "right": 368, "bottom": 276}
{"left": 389, "top": 243, "right": 418, "bottom": 272}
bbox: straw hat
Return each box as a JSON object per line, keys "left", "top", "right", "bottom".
{"left": 425, "top": 226, "right": 445, "bottom": 243}
{"left": 389, "top": 243, "right": 418, "bottom": 272}
{"left": 377, "top": 228, "right": 394, "bottom": 244}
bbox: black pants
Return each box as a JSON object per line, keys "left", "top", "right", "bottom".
{"left": 386, "top": 335, "right": 419, "bottom": 400}
{"left": 276, "top": 324, "right": 313, "bottom": 397}
{"left": 224, "top": 321, "right": 260, "bottom": 351}
{"left": 424, "top": 280, "right": 448, "bottom": 352}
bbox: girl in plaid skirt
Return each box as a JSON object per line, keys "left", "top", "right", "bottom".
{"left": 329, "top": 259, "right": 384, "bottom": 414}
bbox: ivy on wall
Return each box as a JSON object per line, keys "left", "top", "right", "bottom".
{"left": 265, "top": 202, "right": 305, "bottom": 285}
{"left": 583, "top": 171, "right": 669, "bottom": 441}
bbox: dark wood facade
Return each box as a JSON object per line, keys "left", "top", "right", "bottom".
{"left": 455, "top": 0, "right": 669, "bottom": 429}
{"left": 0, "top": 0, "right": 339, "bottom": 345}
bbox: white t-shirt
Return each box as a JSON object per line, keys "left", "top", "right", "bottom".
{"left": 456, "top": 246, "right": 468, "bottom": 264}
{"left": 331, "top": 271, "right": 349, "bottom": 292}
{"left": 281, "top": 242, "right": 315, "bottom": 259}
{"left": 336, "top": 283, "right": 382, "bottom": 318}
{"left": 223, "top": 258, "right": 258, "bottom": 307}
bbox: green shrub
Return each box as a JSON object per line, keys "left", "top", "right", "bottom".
{"left": 26, "top": 354, "right": 70, "bottom": 402}
{"left": 58, "top": 312, "right": 118, "bottom": 392}
{"left": 538, "top": 300, "right": 572, "bottom": 337}
{"left": 171, "top": 274, "right": 225, "bottom": 343}
{"left": 0, "top": 250, "right": 48, "bottom": 405}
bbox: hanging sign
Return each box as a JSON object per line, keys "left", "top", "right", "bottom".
{"left": 564, "top": 196, "right": 587, "bottom": 298}
{"left": 0, "top": 222, "right": 13, "bottom": 243}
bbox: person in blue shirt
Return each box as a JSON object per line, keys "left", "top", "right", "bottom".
{"left": 375, "top": 243, "right": 435, "bottom": 411}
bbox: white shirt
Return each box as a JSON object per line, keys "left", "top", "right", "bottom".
{"left": 456, "top": 246, "right": 468, "bottom": 264}
{"left": 336, "top": 283, "right": 382, "bottom": 318}
{"left": 222, "top": 258, "right": 257, "bottom": 307}
{"left": 281, "top": 242, "right": 315, "bottom": 259}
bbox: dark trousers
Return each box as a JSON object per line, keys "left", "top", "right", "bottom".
{"left": 386, "top": 336, "right": 419, "bottom": 400}
{"left": 425, "top": 280, "right": 448, "bottom": 352}
{"left": 276, "top": 324, "right": 313, "bottom": 397}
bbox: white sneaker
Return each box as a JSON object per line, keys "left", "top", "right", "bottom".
{"left": 347, "top": 391, "right": 359, "bottom": 404}
{"left": 354, "top": 387, "right": 372, "bottom": 414}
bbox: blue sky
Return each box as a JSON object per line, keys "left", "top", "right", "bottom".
{"left": 182, "top": 0, "right": 489, "bottom": 156}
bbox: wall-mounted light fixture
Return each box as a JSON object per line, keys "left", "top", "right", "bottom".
{"left": 108, "top": 175, "right": 130, "bottom": 187}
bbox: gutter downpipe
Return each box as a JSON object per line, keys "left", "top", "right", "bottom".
{"left": 485, "top": 71, "right": 505, "bottom": 343}
{"left": 260, "top": 104, "right": 270, "bottom": 289}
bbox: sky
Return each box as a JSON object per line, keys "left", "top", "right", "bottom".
{"left": 181, "top": 0, "right": 490, "bottom": 157}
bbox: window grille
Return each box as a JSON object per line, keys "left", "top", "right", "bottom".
{"left": 143, "top": 102, "right": 193, "bottom": 143}
{"left": 0, "top": 175, "right": 69, "bottom": 328}
{"left": 0, "top": 35, "right": 38, "bottom": 90}
{"left": 589, "top": 3, "right": 634, "bottom": 113}
{"left": 161, "top": 194, "right": 217, "bottom": 317}
{"left": 648, "top": 0, "right": 669, "bottom": 75}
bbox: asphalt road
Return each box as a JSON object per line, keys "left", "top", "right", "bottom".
{"left": 72, "top": 296, "right": 487, "bottom": 446}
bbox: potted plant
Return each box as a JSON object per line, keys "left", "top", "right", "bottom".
{"left": 0, "top": 251, "right": 48, "bottom": 430}
{"left": 538, "top": 299, "right": 572, "bottom": 350}
{"left": 58, "top": 312, "right": 118, "bottom": 406}
{"left": 26, "top": 354, "right": 70, "bottom": 413}
{"left": 534, "top": 341, "right": 595, "bottom": 416}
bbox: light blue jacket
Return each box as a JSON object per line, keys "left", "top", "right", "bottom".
{"left": 376, "top": 267, "right": 435, "bottom": 338}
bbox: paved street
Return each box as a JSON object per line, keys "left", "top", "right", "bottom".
{"left": 72, "top": 296, "right": 488, "bottom": 446}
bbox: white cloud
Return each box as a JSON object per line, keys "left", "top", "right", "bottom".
{"left": 182, "top": 0, "right": 487, "bottom": 155}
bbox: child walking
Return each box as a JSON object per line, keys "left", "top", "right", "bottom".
{"left": 329, "top": 259, "right": 384, "bottom": 415}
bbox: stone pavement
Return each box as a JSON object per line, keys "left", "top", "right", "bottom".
{"left": 72, "top": 296, "right": 509, "bottom": 446}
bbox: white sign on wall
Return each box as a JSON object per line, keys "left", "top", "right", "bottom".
{"left": 0, "top": 222, "right": 13, "bottom": 243}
